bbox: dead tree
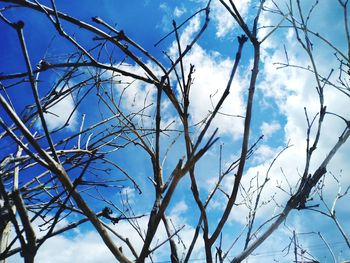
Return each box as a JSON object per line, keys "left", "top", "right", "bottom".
{"left": 0, "top": 0, "right": 349, "bottom": 262}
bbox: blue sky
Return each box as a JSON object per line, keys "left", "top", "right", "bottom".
{"left": 1, "top": 0, "right": 350, "bottom": 262}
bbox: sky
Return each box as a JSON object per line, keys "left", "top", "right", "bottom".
{"left": 0, "top": 0, "right": 350, "bottom": 262}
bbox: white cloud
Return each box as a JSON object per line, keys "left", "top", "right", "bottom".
{"left": 120, "top": 186, "right": 136, "bottom": 205}
{"left": 35, "top": 232, "right": 116, "bottom": 263}
{"left": 158, "top": 3, "right": 186, "bottom": 31}
{"left": 104, "top": 63, "right": 158, "bottom": 131}
{"left": 253, "top": 144, "right": 280, "bottom": 163}
{"left": 7, "top": 216, "right": 159, "bottom": 263}
{"left": 170, "top": 200, "right": 188, "bottom": 216}
{"left": 167, "top": 17, "right": 246, "bottom": 139}
{"left": 184, "top": 45, "right": 246, "bottom": 138}
{"left": 174, "top": 6, "right": 186, "bottom": 17}
{"left": 260, "top": 121, "right": 281, "bottom": 139}
{"left": 41, "top": 91, "right": 78, "bottom": 131}
{"left": 4, "top": 211, "right": 203, "bottom": 263}
{"left": 210, "top": 0, "right": 251, "bottom": 38}
{"left": 113, "top": 68, "right": 156, "bottom": 113}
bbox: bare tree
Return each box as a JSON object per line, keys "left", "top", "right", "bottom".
{"left": 0, "top": 0, "right": 349, "bottom": 262}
